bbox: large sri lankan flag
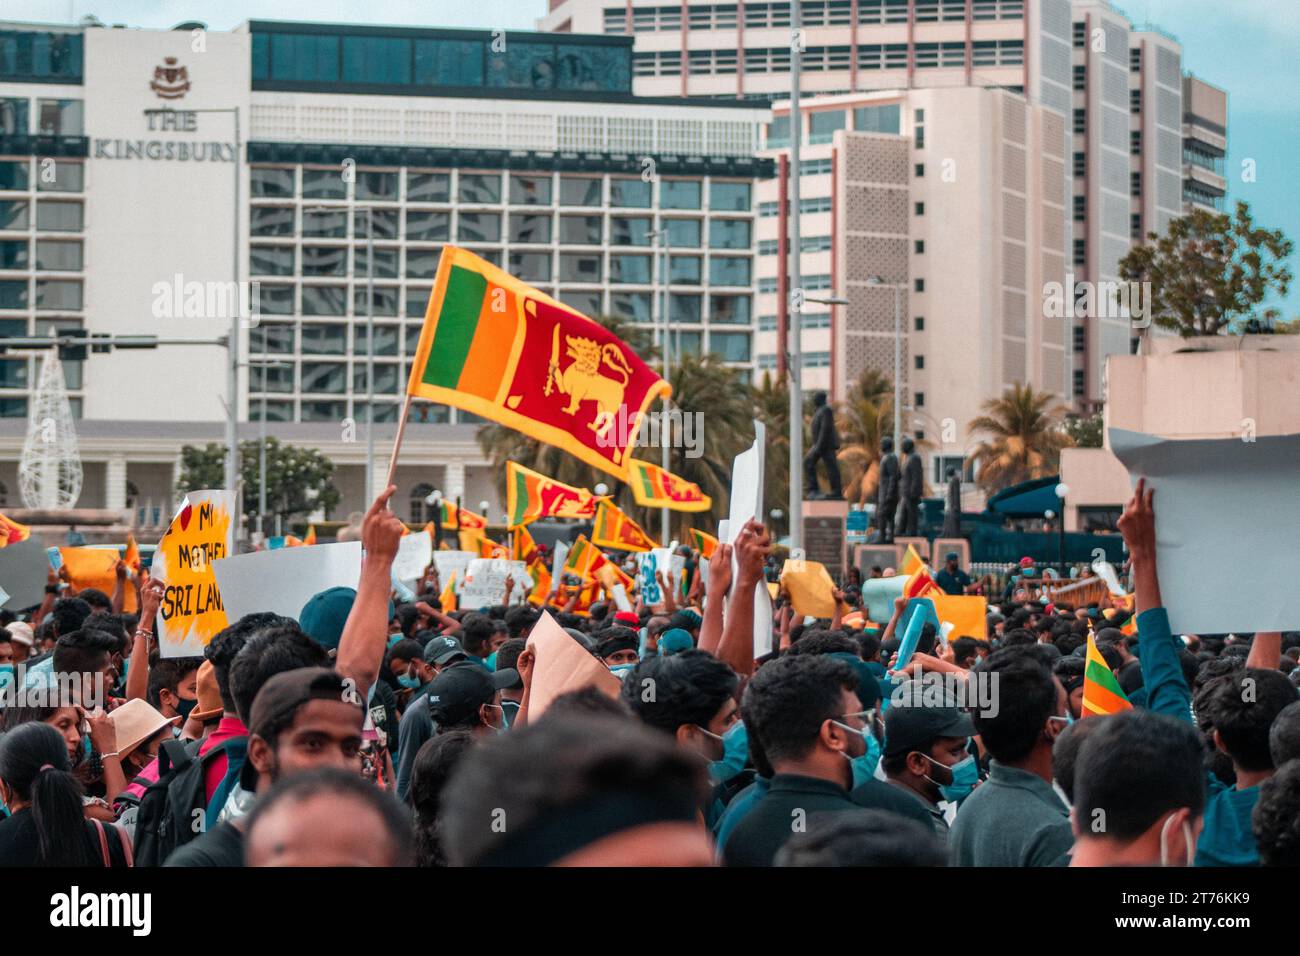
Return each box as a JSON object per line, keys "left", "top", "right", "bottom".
{"left": 408, "top": 247, "right": 670, "bottom": 478}
{"left": 627, "top": 459, "right": 712, "bottom": 512}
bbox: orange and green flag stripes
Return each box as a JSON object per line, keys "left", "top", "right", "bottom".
{"left": 0, "top": 511, "right": 30, "bottom": 547}
{"left": 406, "top": 246, "right": 669, "bottom": 479}
{"left": 688, "top": 528, "right": 719, "bottom": 559}
{"left": 506, "top": 462, "right": 597, "bottom": 527}
{"left": 1082, "top": 633, "right": 1134, "bottom": 717}
{"left": 900, "top": 543, "right": 924, "bottom": 577}
{"left": 563, "top": 535, "right": 610, "bottom": 582}
{"left": 626, "top": 459, "right": 711, "bottom": 512}
{"left": 512, "top": 524, "right": 539, "bottom": 565}
{"left": 591, "top": 499, "right": 657, "bottom": 553}
{"left": 434, "top": 500, "right": 487, "bottom": 530}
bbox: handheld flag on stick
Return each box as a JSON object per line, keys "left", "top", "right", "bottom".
{"left": 0, "top": 512, "right": 31, "bottom": 547}
{"left": 303, "top": 525, "right": 317, "bottom": 546}
{"left": 505, "top": 461, "right": 597, "bottom": 527}
{"left": 627, "top": 459, "right": 712, "bottom": 512}
{"left": 900, "top": 543, "right": 924, "bottom": 577}
{"left": 1082, "top": 633, "right": 1134, "bottom": 716}
{"left": 398, "top": 246, "right": 669, "bottom": 483}
{"left": 512, "top": 524, "right": 539, "bottom": 565}
{"left": 687, "top": 528, "right": 719, "bottom": 559}
{"left": 440, "top": 572, "right": 458, "bottom": 612}
{"left": 436, "top": 500, "right": 487, "bottom": 530}
{"left": 563, "top": 535, "right": 609, "bottom": 582}
{"left": 123, "top": 534, "right": 141, "bottom": 572}
{"left": 591, "top": 499, "right": 657, "bottom": 553}
{"left": 903, "top": 563, "right": 942, "bottom": 600}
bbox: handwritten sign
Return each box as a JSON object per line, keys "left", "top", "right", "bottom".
{"left": 460, "top": 558, "right": 530, "bottom": 610}
{"left": 151, "top": 490, "right": 234, "bottom": 658}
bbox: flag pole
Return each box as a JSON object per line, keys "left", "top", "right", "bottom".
{"left": 384, "top": 394, "right": 415, "bottom": 498}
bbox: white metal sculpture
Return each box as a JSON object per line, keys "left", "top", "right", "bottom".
{"left": 18, "top": 352, "right": 83, "bottom": 509}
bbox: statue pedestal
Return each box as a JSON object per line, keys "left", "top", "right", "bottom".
{"left": 801, "top": 498, "right": 848, "bottom": 581}
{"left": 932, "top": 538, "right": 970, "bottom": 569}
{"left": 895, "top": 536, "right": 930, "bottom": 565}
{"left": 854, "top": 544, "right": 900, "bottom": 577}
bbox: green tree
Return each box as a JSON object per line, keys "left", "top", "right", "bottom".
{"left": 967, "top": 384, "right": 1074, "bottom": 494}
{"left": 177, "top": 438, "right": 341, "bottom": 527}
{"left": 1064, "top": 410, "right": 1104, "bottom": 449}
{"left": 835, "top": 368, "right": 894, "bottom": 507}
{"left": 1119, "top": 200, "right": 1293, "bottom": 336}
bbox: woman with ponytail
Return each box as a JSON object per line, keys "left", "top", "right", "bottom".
{"left": 0, "top": 722, "right": 131, "bottom": 866}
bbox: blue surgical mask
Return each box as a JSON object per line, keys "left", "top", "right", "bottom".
{"left": 398, "top": 672, "right": 421, "bottom": 690}
{"left": 924, "top": 753, "right": 979, "bottom": 803}
{"left": 0, "top": 663, "right": 13, "bottom": 692}
{"left": 608, "top": 662, "right": 636, "bottom": 679}
{"left": 708, "top": 720, "right": 749, "bottom": 785}
{"left": 835, "top": 721, "right": 882, "bottom": 789}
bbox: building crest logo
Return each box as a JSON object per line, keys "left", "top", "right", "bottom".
{"left": 150, "top": 57, "right": 191, "bottom": 99}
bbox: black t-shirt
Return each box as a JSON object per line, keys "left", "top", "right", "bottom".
{"left": 162, "top": 820, "right": 244, "bottom": 867}
{"left": 0, "top": 808, "right": 130, "bottom": 866}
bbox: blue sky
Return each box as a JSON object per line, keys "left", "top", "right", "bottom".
{"left": 12, "top": 0, "right": 1299, "bottom": 315}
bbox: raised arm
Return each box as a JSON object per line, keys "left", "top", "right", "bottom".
{"left": 697, "top": 543, "right": 733, "bottom": 656}
{"left": 336, "top": 486, "right": 405, "bottom": 694}
{"left": 1247, "top": 632, "right": 1283, "bottom": 671}
{"left": 1117, "top": 477, "right": 1191, "bottom": 724}
{"left": 716, "top": 521, "right": 771, "bottom": 678}
{"left": 125, "top": 578, "right": 165, "bottom": 703}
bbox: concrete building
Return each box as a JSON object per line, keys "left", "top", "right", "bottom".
{"left": 1180, "top": 74, "right": 1227, "bottom": 215}
{"left": 0, "top": 19, "right": 769, "bottom": 532}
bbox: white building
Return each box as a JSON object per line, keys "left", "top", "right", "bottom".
{"left": 0, "top": 19, "right": 769, "bottom": 531}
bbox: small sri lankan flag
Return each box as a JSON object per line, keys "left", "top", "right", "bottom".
{"left": 563, "top": 535, "right": 609, "bottom": 582}
{"left": 506, "top": 462, "right": 597, "bottom": 528}
{"left": 688, "top": 528, "right": 719, "bottom": 559}
{"left": 512, "top": 524, "right": 539, "bottom": 565}
{"left": 591, "top": 499, "right": 657, "bottom": 553}
{"left": 437, "top": 500, "right": 488, "bottom": 531}
{"left": 627, "top": 459, "right": 712, "bottom": 512}
{"left": 407, "top": 246, "right": 669, "bottom": 479}
{"left": 1082, "top": 633, "right": 1134, "bottom": 717}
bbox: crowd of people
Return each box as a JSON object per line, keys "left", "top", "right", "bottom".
{"left": 2, "top": 477, "right": 1299, "bottom": 868}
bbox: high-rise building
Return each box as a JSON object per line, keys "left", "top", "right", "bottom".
{"left": 0, "top": 19, "right": 769, "bottom": 526}
{"left": 1181, "top": 74, "right": 1228, "bottom": 216}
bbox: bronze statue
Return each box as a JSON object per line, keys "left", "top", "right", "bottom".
{"left": 896, "top": 437, "right": 923, "bottom": 537}
{"left": 942, "top": 466, "right": 962, "bottom": 538}
{"left": 876, "top": 436, "right": 900, "bottom": 543}
{"left": 804, "top": 391, "right": 842, "bottom": 500}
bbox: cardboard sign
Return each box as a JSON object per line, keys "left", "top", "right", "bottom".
{"left": 151, "top": 491, "right": 234, "bottom": 658}
{"left": 525, "top": 610, "right": 622, "bottom": 718}
{"left": 459, "top": 558, "right": 530, "bottom": 609}
{"left": 393, "top": 530, "right": 433, "bottom": 584}
{"left": 213, "top": 541, "right": 363, "bottom": 623}
{"left": 433, "top": 550, "right": 475, "bottom": 586}
{"left": 727, "top": 421, "right": 772, "bottom": 657}
{"left": 780, "top": 559, "right": 840, "bottom": 619}
{"left": 0, "top": 538, "right": 53, "bottom": 610}
{"left": 58, "top": 547, "right": 138, "bottom": 613}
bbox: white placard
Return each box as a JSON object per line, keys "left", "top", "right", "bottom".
{"left": 212, "top": 541, "right": 363, "bottom": 624}
{"left": 393, "top": 531, "right": 433, "bottom": 584}
{"left": 433, "top": 550, "right": 475, "bottom": 585}
{"left": 727, "top": 421, "right": 771, "bottom": 657}
{"left": 460, "top": 558, "right": 530, "bottom": 609}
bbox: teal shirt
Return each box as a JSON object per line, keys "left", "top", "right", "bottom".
{"left": 948, "top": 761, "right": 1073, "bottom": 867}
{"left": 713, "top": 776, "right": 771, "bottom": 856}
{"left": 1133, "top": 607, "right": 1258, "bottom": 866}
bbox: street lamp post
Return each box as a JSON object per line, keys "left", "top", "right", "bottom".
{"left": 788, "top": 0, "right": 804, "bottom": 552}
{"left": 648, "top": 227, "right": 673, "bottom": 543}
{"left": 1055, "top": 482, "right": 1070, "bottom": 575}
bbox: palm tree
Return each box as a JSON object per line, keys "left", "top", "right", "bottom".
{"left": 966, "top": 384, "right": 1074, "bottom": 494}
{"left": 835, "top": 368, "right": 894, "bottom": 506}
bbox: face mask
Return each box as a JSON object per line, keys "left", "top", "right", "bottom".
{"left": 0, "top": 663, "right": 13, "bottom": 691}
{"left": 397, "top": 672, "right": 421, "bottom": 690}
{"left": 1159, "top": 813, "right": 1195, "bottom": 867}
{"left": 923, "top": 753, "right": 979, "bottom": 803}
{"left": 174, "top": 694, "right": 197, "bottom": 722}
{"left": 1048, "top": 713, "right": 1074, "bottom": 731}
{"left": 707, "top": 721, "right": 749, "bottom": 785}
{"left": 608, "top": 662, "right": 636, "bottom": 679}
{"left": 834, "top": 721, "right": 881, "bottom": 789}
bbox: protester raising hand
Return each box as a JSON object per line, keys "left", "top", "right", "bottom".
{"left": 697, "top": 542, "right": 734, "bottom": 656}
{"left": 1116, "top": 477, "right": 1161, "bottom": 614}
{"left": 338, "top": 485, "right": 404, "bottom": 693}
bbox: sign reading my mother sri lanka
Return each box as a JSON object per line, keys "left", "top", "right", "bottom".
{"left": 406, "top": 246, "right": 670, "bottom": 480}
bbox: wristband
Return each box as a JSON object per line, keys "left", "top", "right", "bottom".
{"left": 100, "top": 752, "right": 120, "bottom": 759}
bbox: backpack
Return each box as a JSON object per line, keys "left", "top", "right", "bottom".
{"left": 132, "top": 735, "right": 247, "bottom": 866}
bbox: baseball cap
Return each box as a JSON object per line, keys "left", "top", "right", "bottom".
{"left": 945, "top": 551, "right": 959, "bottom": 562}
{"left": 5, "top": 621, "right": 34, "bottom": 648}
{"left": 613, "top": 610, "right": 639, "bottom": 627}
{"left": 298, "top": 587, "right": 356, "bottom": 650}
{"left": 883, "top": 698, "right": 976, "bottom": 758}
{"left": 425, "top": 662, "right": 518, "bottom": 726}
{"left": 659, "top": 628, "right": 694, "bottom": 656}
{"left": 424, "top": 635, "right": 467, "bottom": 666}
{"left": 243, "top": 667, "right": 361, "bottom": 789}
{"left": 189, "top": 659, "right": 224, "bottom": 722}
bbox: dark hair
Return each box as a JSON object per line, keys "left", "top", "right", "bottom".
{"left": 971, "top": 649, "right": 1058, "bottom": 763}
{"left": 205, "top": 613, "right": 295, "bottom": 713}
{"left": 408, "top": 731, "right": 476, "bottom": 867}
{"left": 459, "top": 613, "right": 496, "bottom": 657}
{"left": 76, "top": 588, "right": 112, "bottom": 612}
{"left": 788, "top": 629, "right": 860, "bottom": 657}
{"left": 741, "top": 655, "right": 857, "bottom": 764}
{"left": 395, "top": 605, "right": 421, "bottom": 638}
{"left": 244, "top": 766, "right": 414, "bottom": 866}
{"left": 1000, "top": 627, "right": 1036, "bottom": 649}
{"left": 494, "top": 638, "right": 526, "bottom": 674}
{"left": 951, "top": 637, "right": 979, "bottom": 668}
{"left": 504, "top": 606, "right": 540, "bottom": 639}
{"left": 858, "top": 633, "right": 881, "bottom": 661}
{"left": 1253, "top": 758, "right": 1300, "bottom": 866}
{"left": 1073, "top": 710, "right": 1207, "bottom": 841}
{"left": 440, "top": 715, "right": 702, "bottom": 866}
{"left": 545, "top": 686, "right": 633, "bottom": 721}
{"left": 146, "top": 656, "right": 202, "bottom": 710}
{"left": 386, "top": 638, "right": 424, "bottom": 665}
{"left": 51, "top": 627, "right": 119, "bottom": 678}
{"left": 1203, "top": 669, "right": 1299, "bottom": 772}
{"left": 83, "top": 614, "right": 130, "bottom": 654}
{"left": 1270, "top": 701, "right": 1300, "bottom": 767}
{"left": 774, "top": 809, "right": 946, "bottom": 867}
{"left": 620, "top": 650, "right": 737, "bottom": 736}
{"left": 1050, "top": 714, "right": 1104, "bottom": 804}
{"left": 50, "top": 598, "right": 93, "bottom": 637}
{"left": 0, "top": 722, "right": 92, "bottom": 865}
{"left": 228, "top": 625, "right": 328, "bottom": 725}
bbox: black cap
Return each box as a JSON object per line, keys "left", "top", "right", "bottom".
{"left": 883, "top": 697, "right": 976, "bottom": 758}
{"left": 425, "top": 662, "right": 517, "bottom": 725}
{"left": 243, "top": 667, "right": 361, "bottom": 790}
{"left": 424, "top": 635, "right": 467, "bottom": 666}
